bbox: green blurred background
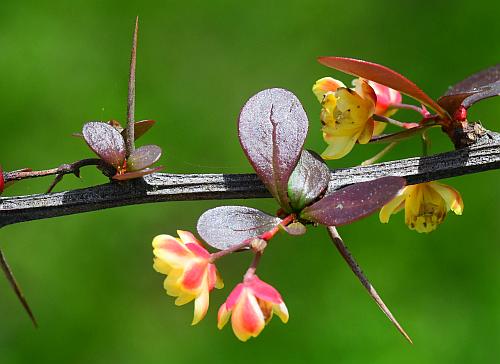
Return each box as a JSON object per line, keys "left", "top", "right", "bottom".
{"left": 1, "top": 0, "right": 499, "bottom": 363}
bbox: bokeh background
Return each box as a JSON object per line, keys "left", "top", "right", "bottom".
{"left": 1, "top": 0, "right": 499, "bottom": 363}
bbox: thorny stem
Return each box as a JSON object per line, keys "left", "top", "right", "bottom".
{"left": 0, "top": 249, "right": 37, "bottom": 327}
{"left": 125, "top": 16, "right": 139, "bottom": 157}
{"left": 326, "top": 226, "right": 413, "bottom": 344}
{"left": 3, "top": 159, "right": 111, "bottom": 193}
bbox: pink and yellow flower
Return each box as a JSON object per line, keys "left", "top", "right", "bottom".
{"left": 152, "top": 230, "right": 223, "bottom": 324}
{"left": 312, "top": 77, "right": 402, "bottom": 159}
{"left": 379, "top": 181, "right": 463, "bottom": 233}
{"left": 217, "top": 275, "right": 289, "bottom": 341}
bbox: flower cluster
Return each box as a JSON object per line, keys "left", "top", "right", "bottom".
{"left": 312, "top": 73, "right": 464, "bottom": 234}
{"left": 153, "top": 231, "right": 288, "bottom": 341}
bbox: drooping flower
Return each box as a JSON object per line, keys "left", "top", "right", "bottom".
{"left": 313, "top": 77, "right": 403, "bottom": 159}
{"left": 379, "top": 181, "right": 463, "bottom": 233}
{"left": 217, "top": 275, "right": 288, "bottom": 341}
{"left": 152, "top": 230, "right": 223, "bottom": 324}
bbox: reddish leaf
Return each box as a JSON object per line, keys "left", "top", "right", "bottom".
{"left": 300, "top": 176, "right": 405, "bottom": 226}
{"left": 318, "top": 57, "right": 449, "bottom": 117}
{"left": 238, "top": 88, "right": 309, "bottom": 211}
{"left": 127, "top": 145, "right": 162, "bottom": 171}
{"left": 197, "top": 206, "right": 281, "bottom": 250}
{"left": 287, "top": 150, "right": 330, "bottom": 211}
{"left": 120, "top": 119, "right": 156, "bottom": 141}
{"left": 112, "top": 166, "right": 163, "bottom": 181}
{"left": 438, "top": 64, "right": 500, "bottom": 115}
{"left": 82, "top": 122, "right": 126, "bottom": 168}
{"left": 0, "top": 165, "right": 4, "bottom": 194}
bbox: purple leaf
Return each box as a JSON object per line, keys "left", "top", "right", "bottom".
{"left": 300, "top": 177, "right": 406, "bottom": 226}
{"left": 438, "top": 64, "right": 500, "bottom": 115}
{"left": 82, "top": 122, "right": 126, "bottom": 168}
{"left": 318, "top": 56, "right": 449, "bottom": 117}
{"left": 197, "top": 206, "right": 281, "bottom": 250}
{"left": 127, "top": 145, "right": 162, "bottom": 171}
{"left": 287, "top": 150, "right": 330, "bottom": 211}
{"left": 238, "top": 88, "right": 309, "bottom": 211}
{"left": 112, "top": 166, "right": 163, "bottom": 181}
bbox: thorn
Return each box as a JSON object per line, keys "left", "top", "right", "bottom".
{"left": 125, "top": 16, "right": 139, "bottom": 157}
{"left": 326, "top": 226, "right": 413, "bottom": 344}
{"left": 46, "top": 174, "right": 64, "bottom": 193}
{"left": 0, "top": 249, "right": 38, "bottom": 327}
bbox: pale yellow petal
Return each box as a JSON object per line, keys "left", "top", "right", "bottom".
{"left": 429, "top": 182, "right": 464, "bottom": 215}
{"left": 357, "top": 118, "right": 374, "bottom": 144}
{"left": 321, "top": 133, "right": 359, "bottom": 160}
{"left": 192, "top": 286, "right": 210, "bottom": 325}
{"left": 379, "top": 189, "right": 407, "bottom": 223}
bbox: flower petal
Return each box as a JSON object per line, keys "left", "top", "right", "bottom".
{"left": 153, "top": 257, "right": 172, "bottom": 275}
{"left": 247, "top": 275, "right": 284, "bottom": 305}
{"left": 313, "top": 77, "right": 346, "bottom": 102}
{"left": 379, "top": 188, "right": 407, "bottom": 223}
{"left": 321, "top": 132, "right": 359, "bottom": 160}
{"left": 153, "top": 234, "right": 192, "bottom": 268}
{"left": 180, "top": 261, "right": 208, "bottom": 292}
{"left": 357, "top": 117, "right": 374, "bottom": 144}
{"left": 373, "top": 121, "right": 387, "bottom": 136}
{"left": 272, "top": 302, "right": 289, "bottom": 323}
{"left": 192, "top": 285, "right": 210, "bottom": 325}
{"left": 177, "top": 230, "right": 201, "bottom": 246}
{"left": 429, "top": 182, "right": 464, "bottom": 215}
{"left": 231, "top": 290, "right": 266, "bottom": 342}
{"left": 217, "top": 303, "right": 231, "bottom": 329}
{"left": 224, "top": 283, "right": 244, "bottom": 311}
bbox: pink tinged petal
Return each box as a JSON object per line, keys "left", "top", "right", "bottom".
{"left": 313, "top": 77, "right": 346, "bottom": 102}
{"left": 368, "top": 80, "right": 402, "bottom": 115}
{"left": 321, "top": 133, "right": 360, "bottom": 160}
{"left": 177, "top": 230, "right": 201, "bottom": 246}
{"left": 207, "top": 264, "right": 224, "bottom": 291}
{"left": 357, "top": 118, "right": 374, "bottom": 144}
{"left": 247, "top": 275, "right": 284, "bottom": 305}
{"left": 379, "top": 189, "right": 407, "bottom": 223}
{"left": 217, "top": 303, "right": 231, "bottom": 329}
{"left": 153, "top": 235, "right": 192, "bottom": 268}
{"left": 185, "top": 243, "right": 211, "bottom": 260}
{"left": 273, "top": 302, "right": 289, "bottom": 323}
{"left": 353, "top": 78, "right": 377, "bottom": 108}
{"left": 192, "top": 286, "right": 210, "bottom": 325}
{"left": 225, "top": 284, "right": 245, "bottom": 310}
{"left": 429, "top": 182, "right": 464, "bottom": 215}
{"left": 231, "top": 290, "right": 266, "bottom": 342}
{"left": 180, "top": 262, "right": 208, "bottom": 292}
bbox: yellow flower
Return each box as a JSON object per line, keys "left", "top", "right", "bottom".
{"left": 313, "top": 77, "right": 377, "bottom": 160}
{"left": 152, "top": 230, "right": 224, "bottom": 324}
{"left": 379, "top": 182, "right": 463, "bottom": 233}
